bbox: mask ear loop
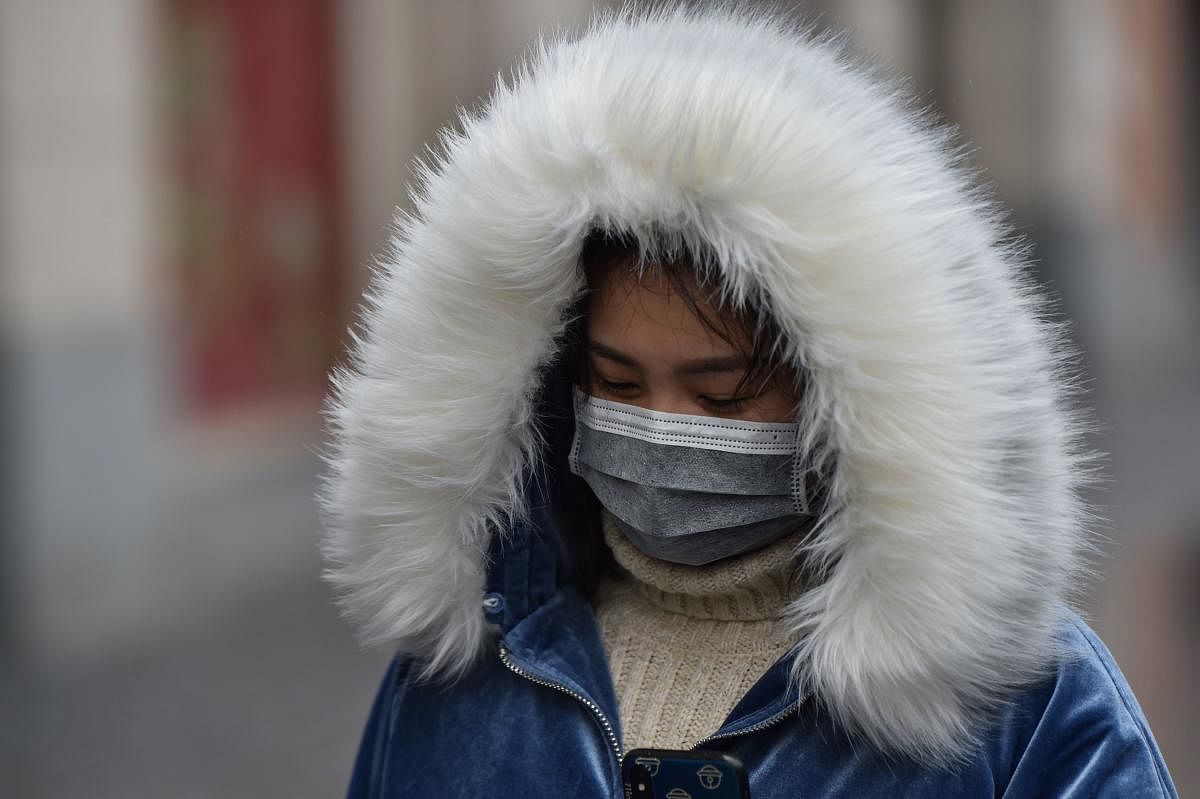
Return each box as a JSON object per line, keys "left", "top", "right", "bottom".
{"left": 568, "top": 387, "right": 585, "bottom": 476}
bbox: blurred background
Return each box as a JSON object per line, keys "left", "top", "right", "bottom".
{"left": 1, "top": 0, "right": 1195, "bottom": 795}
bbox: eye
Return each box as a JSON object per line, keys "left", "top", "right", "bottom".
{"left": 698, "top": 395, "right": 751, "bottom": 413}
{"left": 598, "top": 379, "right": 639, "bottom": 396}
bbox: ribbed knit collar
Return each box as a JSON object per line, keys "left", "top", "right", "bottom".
{"left": 599, "top": 509, "right": 809, "bottom": 621}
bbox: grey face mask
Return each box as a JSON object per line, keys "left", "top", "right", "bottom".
{"left": 568, "top": 386, "right": 811, "bottom": 566}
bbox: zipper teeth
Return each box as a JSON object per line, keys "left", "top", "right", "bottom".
{"left": 498, "top": 644, "right": 624, "bottom": 762}
{"left": 500, "top": 642, "right": 807, "bottom": 759}
{"left": 692, "top": 692, "right": 808, "bottom": 749}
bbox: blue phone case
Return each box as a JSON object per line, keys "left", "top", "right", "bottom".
{"left": 621, "top": 747, "right": 751, "bottom": 798}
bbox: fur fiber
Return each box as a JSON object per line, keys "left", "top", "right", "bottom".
{"left": 320, "top": 3, "right": 1096, "bottom": 766}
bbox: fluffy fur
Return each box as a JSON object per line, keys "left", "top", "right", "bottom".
{"left": 320, "top": 3, "right": 1095, "bottom": 766}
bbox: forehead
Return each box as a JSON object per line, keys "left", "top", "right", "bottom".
{"left": 585, "top": 266, "right": 747, "bottom": 361}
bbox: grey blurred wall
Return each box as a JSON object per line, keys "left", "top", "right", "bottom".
{"left": 1, "top": 0, "right": 176, "bottom": 671}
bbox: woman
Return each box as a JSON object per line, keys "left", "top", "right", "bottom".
{"left": 320, "top": 6, "right": 1176, "bottom": 796}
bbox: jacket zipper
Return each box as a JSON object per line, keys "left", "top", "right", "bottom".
{"left": 499, "top": 641, "right": 807, "bottom": 759}
{"left": 498, "top": 643, "right": 625, "bottom": 763}
{"left": 690, "top": 692, "right": 807, "bottom": 749}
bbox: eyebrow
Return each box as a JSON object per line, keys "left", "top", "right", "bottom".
{"left": 587, "top": 342, "right": 747, "bottom": 375}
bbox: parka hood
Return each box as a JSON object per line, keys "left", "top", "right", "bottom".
{"left": 320, "top": 4, "right": 1095, "bottom": 765}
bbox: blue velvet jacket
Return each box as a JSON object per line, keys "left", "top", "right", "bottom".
{"left": 345, "top": 481, "right": 1176, "bottom": 798}
{"left": 320, "top": 6, "right": 1179, "bottom": 798}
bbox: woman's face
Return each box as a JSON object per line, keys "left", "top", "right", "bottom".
{"left": 584, "top": 266, "right": 799, "bottom": 422}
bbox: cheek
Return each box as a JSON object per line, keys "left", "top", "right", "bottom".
{"left": 747, "top": 387, "right": 801, "bottom": 422}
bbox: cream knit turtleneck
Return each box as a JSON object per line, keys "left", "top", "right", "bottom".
{"left": 591, "top": 508, "right": 808, "bottom": 751}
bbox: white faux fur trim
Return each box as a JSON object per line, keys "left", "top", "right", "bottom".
{"left": 320, "top": 3, "right": 1095, "bottom": 765}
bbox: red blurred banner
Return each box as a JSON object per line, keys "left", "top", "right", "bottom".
{"left": 167, "top": 0, "right": 342, "bottom": 416}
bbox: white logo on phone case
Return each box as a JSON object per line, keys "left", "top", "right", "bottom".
{"left": 665, "top": 789, "right": 692, "bottom": 799}
{"left": 696, "top": 764, "right": 724, "bottom": 789}
{"left": 634, "top": 757, "right": 661, "bottom": 777}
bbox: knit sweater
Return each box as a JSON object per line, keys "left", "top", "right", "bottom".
{"left": 591, "top": 508, "right": 809, "bottom": 751}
